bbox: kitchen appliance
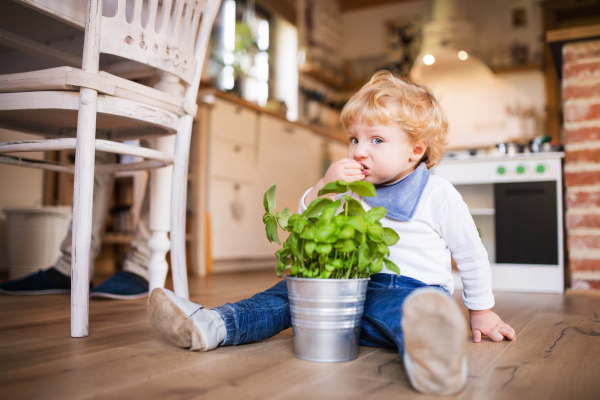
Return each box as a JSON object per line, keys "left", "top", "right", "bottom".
{"left": 432, "top": 152, "right": 564, "bottom": 293}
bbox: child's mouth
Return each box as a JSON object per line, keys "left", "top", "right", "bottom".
{"left": 361, "top": 165, "right": 369, "bottom": 175}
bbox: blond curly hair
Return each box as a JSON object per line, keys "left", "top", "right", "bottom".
{"left": 340, "top": 70, "right": 449, "bottom": 168}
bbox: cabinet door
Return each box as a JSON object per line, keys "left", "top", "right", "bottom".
{"left": 258, "top": 115, "right": 324, "bottom": 213}
{"left": 210, "top": 98, "right": 258, "bottom": 145}
{"left": 208, "top": 137, "right": 256, "bottom": 182}
{"left": 255, "top": 115, "right": 324, "bottom": 255}
{"left": 208, "top": 178, "right": 276, "bottom": 260}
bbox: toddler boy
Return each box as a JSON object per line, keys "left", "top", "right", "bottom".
{"left": 147, "top": 70, "right": 516, "bottom": 395}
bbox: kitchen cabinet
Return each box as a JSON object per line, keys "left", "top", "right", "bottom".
{"left": 192, "top": 92, "right": 347, "bottom": 275}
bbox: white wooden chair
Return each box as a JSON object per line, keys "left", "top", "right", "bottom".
{"left": 0, "top": 0, "right": 221, "bottom": 337}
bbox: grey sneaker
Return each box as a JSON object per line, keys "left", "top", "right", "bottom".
{"left": 402, "top": 288, "right": 468, "bottom": 396}
{"left": 147, "top": 288, "right": 226, "bottom": 351}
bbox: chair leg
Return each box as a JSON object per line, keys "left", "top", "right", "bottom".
{"left": 171, "top": 114, "right": 193, "bottom": 299}
{"left": 71, "top": 87, "right": 98, "bottom": 338}
{"left": 148, "top": 136, "right": 175, "bottom": 291}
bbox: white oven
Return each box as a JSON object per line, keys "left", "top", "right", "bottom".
{"left": 432, "top": 152, "right": 565, "bottom": 293}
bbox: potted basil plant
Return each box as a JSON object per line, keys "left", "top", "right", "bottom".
{"left": 262, "top": 180, "right": 400, "bottom": 362}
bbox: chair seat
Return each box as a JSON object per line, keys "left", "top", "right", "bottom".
{"left": 0, "top": 66, "right": 201, "bottom": 140}
{"left": 0, "top": 91, "right": 179, "bottom": 140}
{"left": 0, "top": 67, "right": 198, "bottom": 117}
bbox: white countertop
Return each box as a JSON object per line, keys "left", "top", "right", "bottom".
{"left": 440, "top": 151, "right": 564, "bottom": 165}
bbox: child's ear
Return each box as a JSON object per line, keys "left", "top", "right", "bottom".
{"left": 410, "top": 139, "right": 428, "bottom": 162}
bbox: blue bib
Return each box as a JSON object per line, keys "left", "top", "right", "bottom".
{"left": 363, "top": 162, "right": 430, "bottom": 222}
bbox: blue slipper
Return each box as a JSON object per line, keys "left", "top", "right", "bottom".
{"left": 90, "top": 271, "right": 149, "bottom": 300}
{"left": 0, "top": 268, "right": 72, "bottom": 295}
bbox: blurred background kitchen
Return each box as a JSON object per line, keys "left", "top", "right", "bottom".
{"left": 1, "top": 0, "right": 598, "bottom": 294}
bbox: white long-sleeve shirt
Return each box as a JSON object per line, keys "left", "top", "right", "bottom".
{"left": 298, "top": 175, "right": 495, "bottom": 311}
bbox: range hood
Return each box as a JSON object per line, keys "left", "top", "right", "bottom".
{"left": 410, "top": 0, "right": 493, "bottom": 81}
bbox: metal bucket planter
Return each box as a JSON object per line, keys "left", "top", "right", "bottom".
{"left": 285, "top": 276, "right": 370, "bottom": 362}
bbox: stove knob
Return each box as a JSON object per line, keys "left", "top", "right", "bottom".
{"left": 536, "top": 164, "right": 546, "bottom": 173}
{"left": 516, "top": 165, "right": 526, "bottom": 174}
{"left": 497, "top": 166, "right": 506, "bottom": 175}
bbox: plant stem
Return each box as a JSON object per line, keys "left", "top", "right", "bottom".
{"left": 345, "top": 251, "right": 355, "bottom": 279}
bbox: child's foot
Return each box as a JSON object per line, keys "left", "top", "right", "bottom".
{"left": 402, "top": 288, "right": 468, "bottom": 396}
{"left": 147, "top": 288, "right": 226, "bottom": 351}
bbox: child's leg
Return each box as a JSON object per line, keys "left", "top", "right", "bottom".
{"left": 147, "top": 280, "right": 290, "bottom": 351}
{"left": 359, "top": 274, "right": 467, "bottom": 395}
{"left": 212, "top": 280, "right": 291, "bottom": 346}
{"left": 359, "top": 274, "right": 431, "bottom": 350}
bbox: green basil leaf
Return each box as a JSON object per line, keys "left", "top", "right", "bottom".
{"left": 370, "top": 258, "right": 383, "bottom": 274}
{"left": 346, "top": 216, "right": 367, "bottom": 233}
{"left": 266, "top": 218, "right": 280, "bottom": 244}
{"left": 338, "top": 225, "right": 355, "bottom": 239}
{"left": 264, "top": 183, "right": 277, "bottom": 213}
{"left": 290, "top": 265, "right": 299, "bottom": 276}
{"left": 382, "top": 227, "right": 400, "bottom": 246}
{"left": 358, "top": 243, "right": 370, "bottom": 271}
{"left": 323, "top": 234, "right": 339, "bottom": 244}
{"left": 319, "top": 200, "right": 341, "bottom": 223}
{"left": 334, "top": 239, "right": 356, "bottom": 253}
{"left": 367, "top": 223, "right": 384, "bottom": 242}
{"left": 345, "top": 198, "right": 365, "bottom": 217}
{"left": 325, "top": 264, "right": 336, "bottom": 272}
{"left": 319, "top": 207, "right": 336, "bottom": 225}
{"left": 293, "top": 217, "right": 307, "bottom": 234}
{"left": 277, "top": 207, "right": 292, "bottom": 229}
{"left": 355, "top": 230, "right": 366, "bottom": 245}
{"left": 263, "top": 213, "right": 271, "bottom": 224}
{"left": 377, "top": 242, "right": 390, "bottom": 257}
{"left": 304, "top": 240, "right": 316, "bottom": 257}
{"left": 349, "top": 180, "right": 376, "bottom": 197}
{"left": 290, "top": 233, "right": 299, "bottom": 255}
{"left": 364, "top": 206, "right": 387, "bottom": 224}
{"left": 318, "top": 180, "right": 348, "bottom": 196}
{"left": 316, "top": 243, "right": 332, "bottom": 255}
{"left": 300, "top": 226, "right": 316, "bottom": 240}
{"left": 333, "top": 215, "right": 346, "bottom": 227}
{"left": 316, "top": 224, "right": 336, "bottom": 242}
{"left": 331, "top": 259, "right": 343, "bottom": 269}
{"left": 384, "top": 257, "right": 401, "bottom": 276}
{"left": 276, "top": 260, "right": 286, "bottom": 276}
{"left": 304, "top": 197, "right": 333, "bottom": 218}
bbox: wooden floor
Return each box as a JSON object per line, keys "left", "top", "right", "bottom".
{"left": 1, "top": 271, "right": 600, "bottom": 400}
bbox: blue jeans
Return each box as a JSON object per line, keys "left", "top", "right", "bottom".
{"left": 213, "top": 274, "right": 449, "bottom": 353}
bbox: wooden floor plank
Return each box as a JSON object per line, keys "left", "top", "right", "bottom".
{"left": 1, "top": 272, "right": 599, "bottom": 400}
{"left": 458, "top": 306, "right": 600, "bottom": 400}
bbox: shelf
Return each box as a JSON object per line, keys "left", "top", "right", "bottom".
{"left": 103, "top": 232, "right": 132, "bottom": 244}
{"left": 299, "top": 63, "right": 345, "bottom": 91}
{"left": 469, "top": 208, "right": 495, "bottom": 216}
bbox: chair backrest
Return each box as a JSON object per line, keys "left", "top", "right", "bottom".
{"left": 100, "top": 0, "right": 211, "bottom": 85}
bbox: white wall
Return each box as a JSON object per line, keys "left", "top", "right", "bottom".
{"left": 341, "top": 0, "right": 432, "bottom": 60}
{"left": 341, "top": 0, "right": 547, "bottom": 149}
{"left": 0, "top": 129, "right": 45, "bottom": 270}
{"left": 424, "top": 68, "right": 546, "bottom": 149}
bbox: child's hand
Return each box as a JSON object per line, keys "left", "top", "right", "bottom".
{"left": 323, "top": 158, "right": 364, "bottom": 185}
{"left": 469, "top": 309, "right": 516, "bottom": 343}
{"left": 304, "top": 158, "right": 364, "bottom": 206}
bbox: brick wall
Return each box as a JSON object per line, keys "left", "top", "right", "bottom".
{"left": 563, "top": 40, "right": 600, "bottom": 291}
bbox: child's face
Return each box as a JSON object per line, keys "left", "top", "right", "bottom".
{"left": 346, "top": 122, "right": 426, "bottom": 185}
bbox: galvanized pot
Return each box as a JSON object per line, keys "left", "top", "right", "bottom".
{"left": 285, "top": 276, "right": 370, "bottom": 362}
